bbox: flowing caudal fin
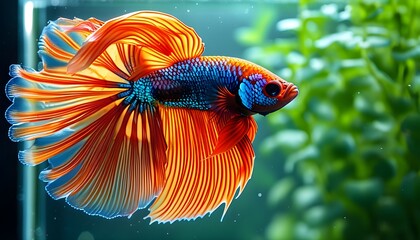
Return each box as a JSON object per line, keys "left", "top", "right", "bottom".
{"left": 5, "top": 11, "right": 204, "bottom": 218}
{"left": 6, "top": 17, "right": 167, "bottom": 218}
{"left": 148, "top": 108, "right": 256, "bottom": 223}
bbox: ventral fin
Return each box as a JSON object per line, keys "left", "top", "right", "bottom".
{"left": 209, "top": 86, "right": 258, "bottom": 157}
{"left": 210, "top": 115, "right": 253, "bottom": 157}
{"left": 67, "top": 11, "right": 205, "bottom": 79}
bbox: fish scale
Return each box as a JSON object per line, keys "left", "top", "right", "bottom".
{"left": 120, "top": 56, "right": 243, "bottom": 111}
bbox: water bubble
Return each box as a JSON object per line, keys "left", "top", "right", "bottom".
{"left": 258, "top": 193, "right": 262, "bottom": 197}
{"left": 187, "top": 9, "right": 190, "bottom": 13}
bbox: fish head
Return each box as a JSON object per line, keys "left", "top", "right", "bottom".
{"left": 238, "top": 72, "right": 298, "bottom": 116}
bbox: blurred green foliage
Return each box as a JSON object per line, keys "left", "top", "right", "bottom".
{"left": 237, "top": 0, "right": 420, "bottom": 239}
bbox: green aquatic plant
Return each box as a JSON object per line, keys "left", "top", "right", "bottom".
{"left": 237, "top": 0, "right": 420, "bottom": 239}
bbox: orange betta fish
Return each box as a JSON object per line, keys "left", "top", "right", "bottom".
{"left": 6, "top": 11, "right": 298, "bottom": 223}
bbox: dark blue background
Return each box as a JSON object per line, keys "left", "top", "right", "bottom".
{"left": 0, "top": 1, "right": 18, "bottom": 239}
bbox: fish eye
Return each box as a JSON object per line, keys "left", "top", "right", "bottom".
{"left": 263, "top": 81, "right": 282, "bottom": 97}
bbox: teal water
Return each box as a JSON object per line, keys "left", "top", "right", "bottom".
{"left": 14, "top": 0, "right": 420, "bottom": 240}
{"left": 18, "top": 1, "right": 298, "bottom": 240}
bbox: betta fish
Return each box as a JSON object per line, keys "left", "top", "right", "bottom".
{"left": 5, "top": 11, "right": 298, "bottom": 223}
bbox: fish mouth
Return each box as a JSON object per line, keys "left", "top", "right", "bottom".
{"left": 260, "top": 83, "right": 299, "bottom": 116}
{"left": 279, "top": 83, "right": 298, "bottom": 104}
{"left": 285, "top": 83, "right": 299, "bottom": 100}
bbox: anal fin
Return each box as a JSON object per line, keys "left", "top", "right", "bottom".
{"left": 148, "top": 107, "right": 255, "bottom": 223}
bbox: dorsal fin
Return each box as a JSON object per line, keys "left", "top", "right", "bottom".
{"left": 67, "top": 11, "right": 205, "bottom": 79}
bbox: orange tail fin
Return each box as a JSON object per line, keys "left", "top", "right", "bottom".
{"left": 6, "top": 14, "right": 170, "bottom": 218}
